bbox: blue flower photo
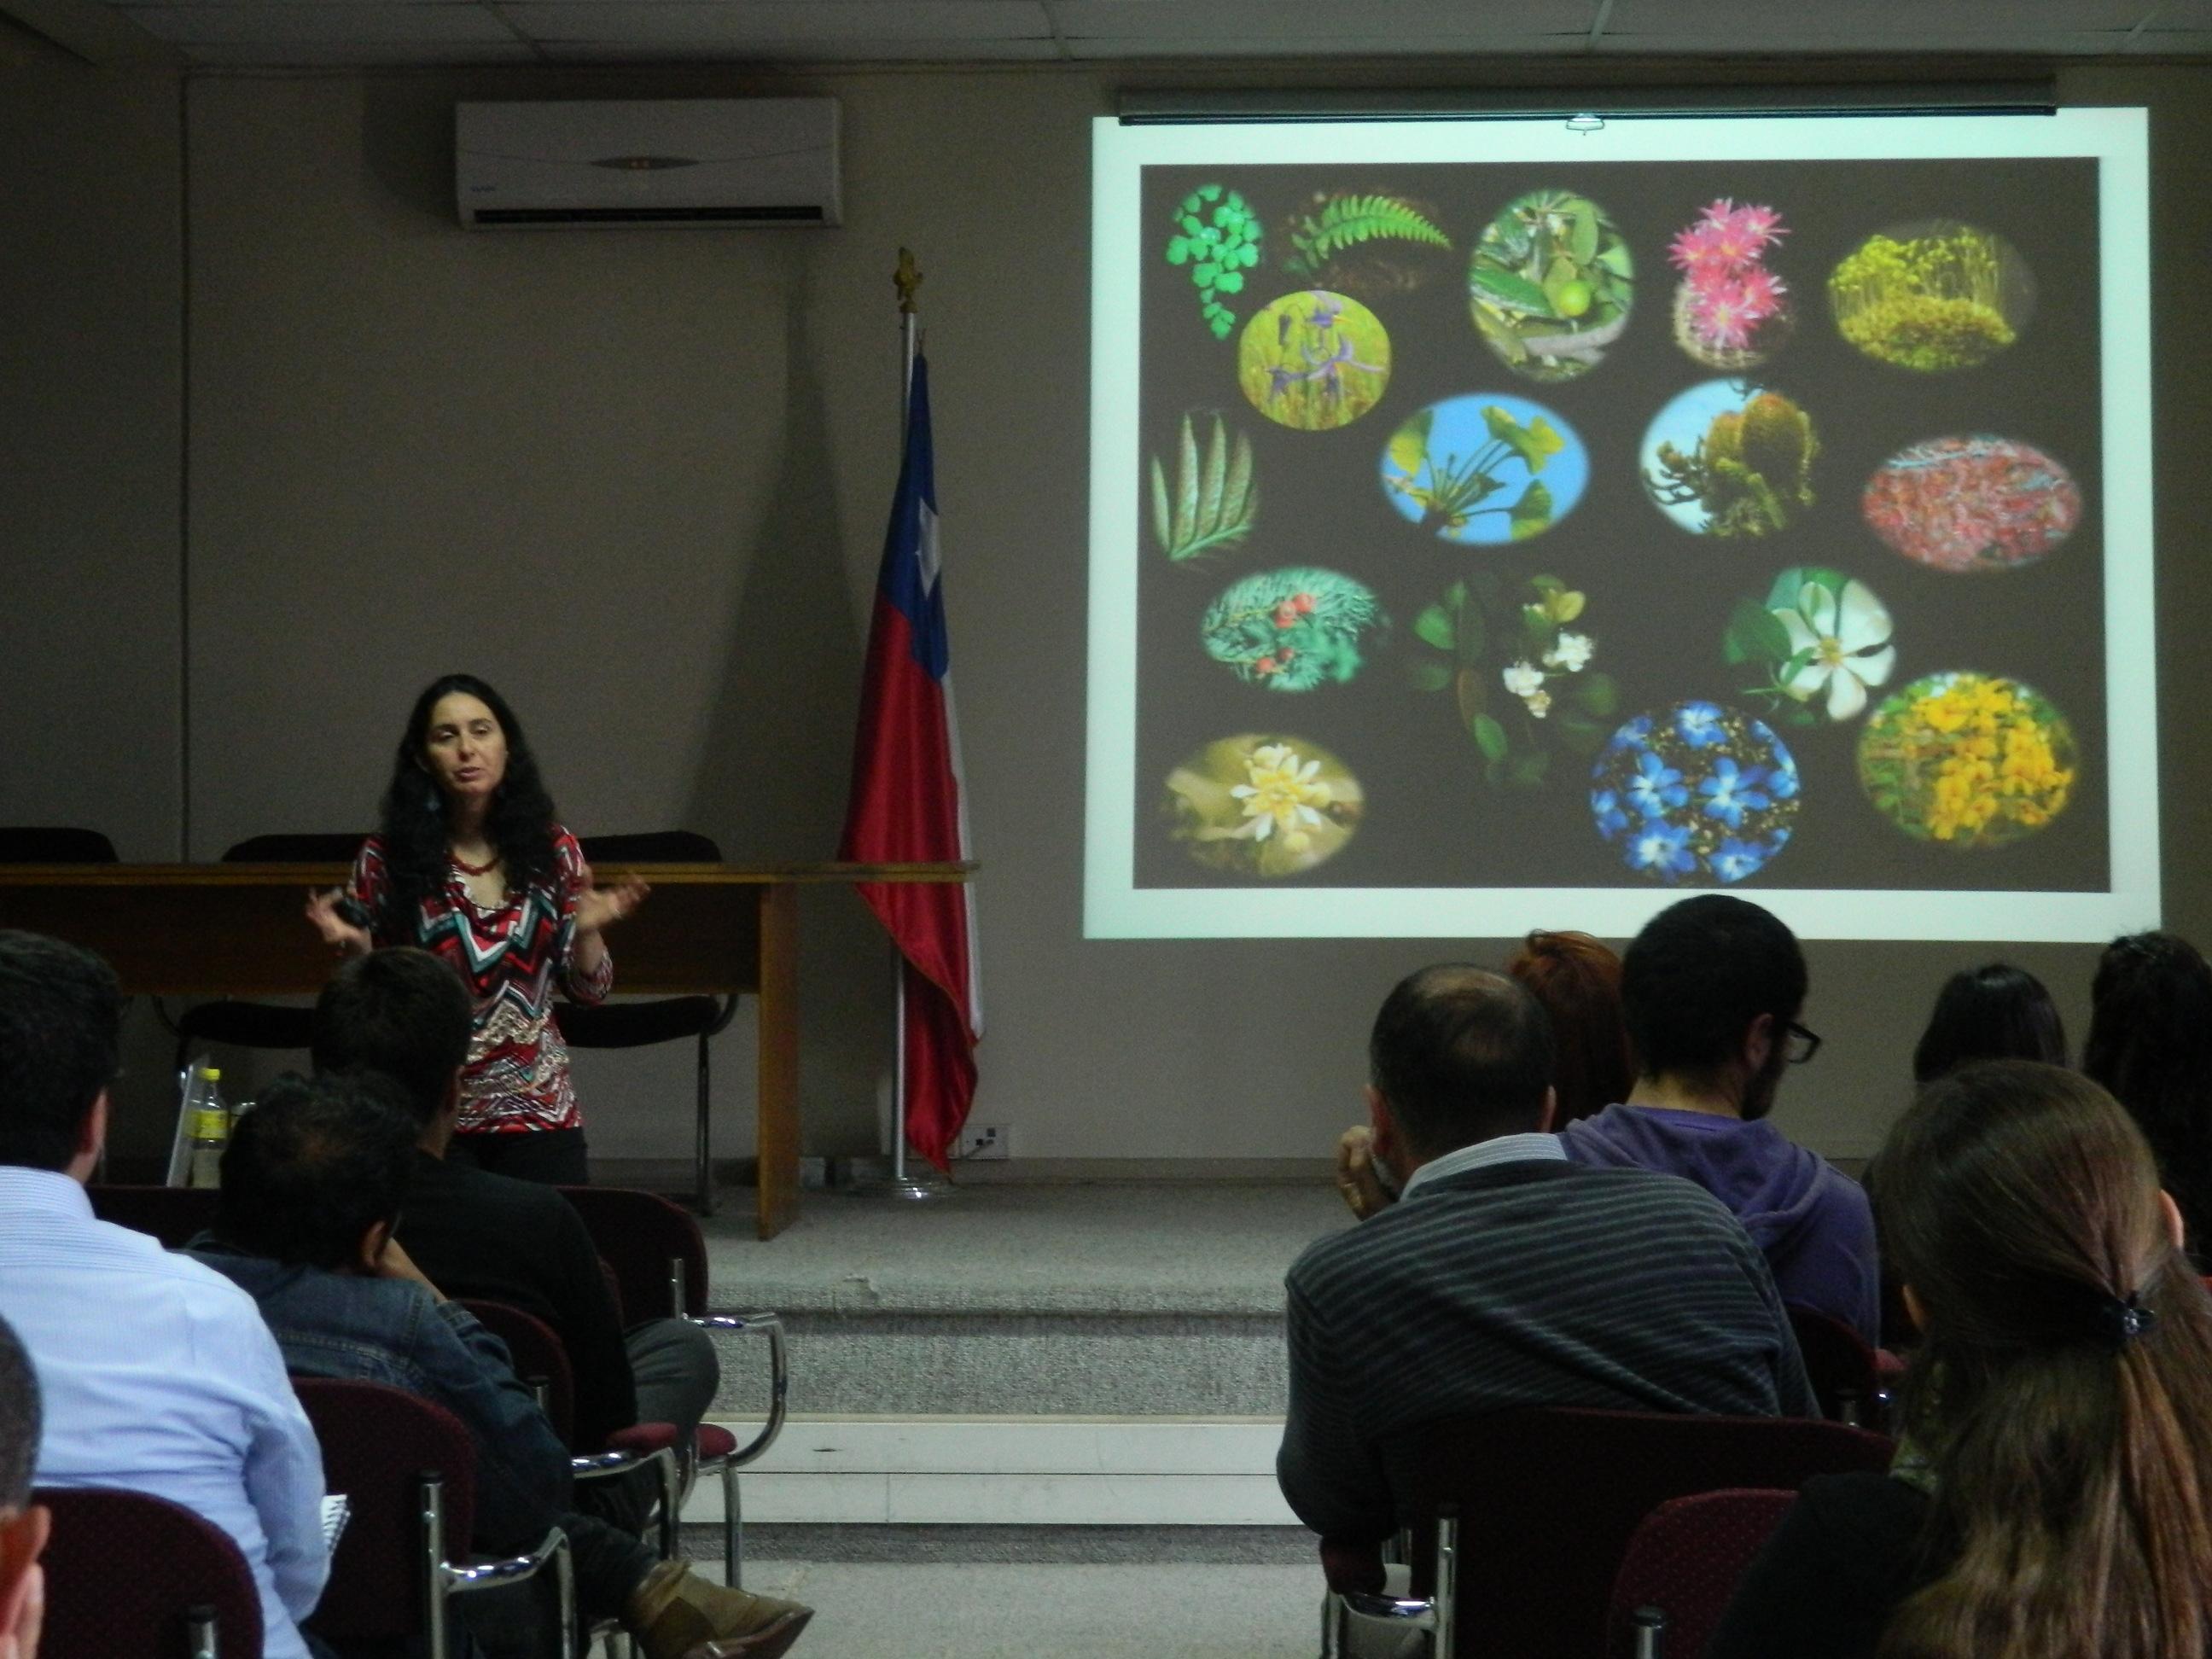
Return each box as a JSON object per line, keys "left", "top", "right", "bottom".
{"left": 1590, "top": 701, "right": 1802, "bottom": 885}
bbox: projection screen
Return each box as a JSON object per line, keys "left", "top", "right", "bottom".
{"left": 1086, "top": 108, "right": 2154, "bottom": 942}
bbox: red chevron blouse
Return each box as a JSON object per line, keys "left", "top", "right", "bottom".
{"left": 346, "top": 826, "right": 613, "bottom": 1134}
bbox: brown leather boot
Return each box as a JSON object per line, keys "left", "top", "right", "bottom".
{"left": 626, "top": 1559, "right": 813, "bottom": 1659}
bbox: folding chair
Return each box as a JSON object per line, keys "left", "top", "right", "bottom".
{"left": 559, "top": 1185, "right": 789, "bottom": 1586}
{"left": 294, "top": 1376, "right": 574, "bottom": 1659}
{"left": 38, "top": 1486, "right": 261, "bottom": 1658}
{"left": 1785, "top": 1304, "right": 1883, "bottom": 1428}
{"left": 0, "top": 828, "right": 118, "bottom": 863}
{"left": 1609, "top": 1487, "right": 1799, "bottom": 1658}
{"left": 457, "top": 1296, "right": 684, "bottom": 1562}
{"left": 1324, "top": 1406, "right": 1893, "bottom": 1659}
{"left": 559, "top": 831, "right": 741, "bottom": 1214}
{"left": 167, "top": 833, "right": 367, "bottom": 1072}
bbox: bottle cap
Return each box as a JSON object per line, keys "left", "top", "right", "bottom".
{"left": 198, "top": 1066, "right": 222, "bottom": 1083}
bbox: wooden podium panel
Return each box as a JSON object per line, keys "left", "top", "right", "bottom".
{"left": 0, "top": 861, "right": 968, "bottom": 1239}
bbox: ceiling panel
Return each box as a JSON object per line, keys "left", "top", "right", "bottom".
{"left": 178, "top": 34, "right": 538, "bottom": 58}
{"left": 1052, "top": 0, "right": 1598, "bottom": 38}
{"left": 1603, "top": 0, "right": 2154, "bottom": 29}
{"left": 499, "top": 0, "right": 1042, "bottom": 39}
{"left": 124, "top": 1, "right": 516, "bottom": 41}
{"left": 531, "top": 32, "right": 1054, "bottom": 56}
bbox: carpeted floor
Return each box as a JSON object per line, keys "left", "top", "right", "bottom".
{"left": 684, "top": 1537, "right": 1321, "bottom": 1658}
{"left": 701, "top": 1179, "right": 1354, "bottom": 1316}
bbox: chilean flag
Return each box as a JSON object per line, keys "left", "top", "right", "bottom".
{"left": 839, "top": 356, "right": 981, "bottom": 1172}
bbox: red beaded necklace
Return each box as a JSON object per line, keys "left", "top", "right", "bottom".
{"left": 450, "top": 848, "right": 502, "bottom": 877}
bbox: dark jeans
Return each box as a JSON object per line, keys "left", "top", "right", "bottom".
{"left": 576, "top": 1318, "right": 722, "bottom": 1536}
{"left": 447, "top": 1126, "right": 590, "bottom": 1186}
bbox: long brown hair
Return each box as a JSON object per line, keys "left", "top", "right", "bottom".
{"left": 1871, "top": 1060, "right": 2212, "bottom": 1659}
{"left": 1505, "top": 930, "right": 1635, "bottom": 1126}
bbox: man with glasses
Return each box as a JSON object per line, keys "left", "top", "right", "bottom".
{"left": 1559, "top": 894, "right": 1879, "bottom": 1343}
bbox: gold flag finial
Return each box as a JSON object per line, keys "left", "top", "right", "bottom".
{"left": 894, "top": 248, "right": 923, "bottom": 316}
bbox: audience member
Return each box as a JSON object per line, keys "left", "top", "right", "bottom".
{"left": 2083, "top": 928, "right": 2212, "bottom": 1271}
{"left": 1710, "top": 1060, "right": 2212, "bottom": 1659}
{"left": 0, "top": 930, "right": 329, "bottom": 1659}
{"left": 188, "top": 1074, "right": 810, "bottom": 1659}
{"left": 1280, "top": 965, "right": 1815, "bottom": 1563}
{"left": 1333, "top": 928, "right": 1634, "bottom": 1218}
{"left": 1559, "top": 894, "right": 1880, "bottom": 1342}
{"left": 311, "top": 948, "right": 718, "bottom": 1456}
{"left": 0, "top": 1316, "right": 45, "bottom": 1659}
{"left": 1910, "top": 962, "right": 2066, "bottom": 1082}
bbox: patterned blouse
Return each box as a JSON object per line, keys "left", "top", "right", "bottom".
{"left": 346, "top": 826, "right": 613, "bottom": 1135}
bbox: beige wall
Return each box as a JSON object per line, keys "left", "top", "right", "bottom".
{"left": 9, "top": 57, "right": 2211, "bottom": 1162}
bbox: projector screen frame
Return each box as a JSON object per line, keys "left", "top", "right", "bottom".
{"left": 1086, "top": 108, "right": 2155, "bottom": 943}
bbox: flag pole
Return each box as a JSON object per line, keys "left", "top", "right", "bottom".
{"left": 879, "top": 247, "right": 947, "bottom": 1203}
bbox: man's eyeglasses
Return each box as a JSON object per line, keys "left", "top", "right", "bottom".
{"left": 1784, "top": 1022, "right": 1823, "bottom": 1065}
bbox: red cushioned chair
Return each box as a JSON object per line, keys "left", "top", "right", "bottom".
{"left": 38, "top": 1486, "right": 261, "bottom": 1658}
{"left": 1324, "top": 1407, "right": 1893, "bottom": 1659}
{"left": 88, "top": 1183, "right": 220, "bottom": 1249}
{"left": 457, "top": 1297, "right": 683, "bottom": 1561}
{"left": 559, "top": 1185, "right": 788, "bottom": 1588}
{"left": 1785, "top": 1304, "right": 1884, "bottom": 1429}
{"left": 1608, "top": 1487, "right": 1799, "bottom": 1658}
{"left": 294, "top": 1376, "right": 573, "bottom": 1659}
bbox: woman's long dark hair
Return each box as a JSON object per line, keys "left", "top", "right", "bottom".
{"left": 1911, "top": 963, "right": 2066, "bottom": 1083}
{"left": 375, "top": 674, "right": 558, "bottom": 931}
{"left": 1872, "top": 1061, "right": 2212, "bottom": 1659}
{"left": 2083, "top": 931, "right": 2212, "bottom": 1269}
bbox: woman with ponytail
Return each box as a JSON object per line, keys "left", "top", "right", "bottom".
{"left": 304, "top": 675, "right": 646, "bottom": 1185}
{"left": 1710, "top": 1059, "right": 2212, "bottom": 1659}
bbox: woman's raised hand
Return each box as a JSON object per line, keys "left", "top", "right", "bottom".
{"left": 574, "top": 866, "right": 649, "bottom": 935}
{"left": 303, "top": 888, "right": 371, "bottom": 957}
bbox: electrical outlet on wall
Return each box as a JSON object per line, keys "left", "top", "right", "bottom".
{"left": 957, "top": 1122, "right": 1011, "bottom": 1161}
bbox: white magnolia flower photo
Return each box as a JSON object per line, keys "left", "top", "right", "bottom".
{"left": 1775, "top": 574, "right": 1895, "bottom": 721}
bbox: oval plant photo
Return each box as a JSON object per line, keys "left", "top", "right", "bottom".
{"left": 1380, "top": 394, "right": 1588, "bottom": 545}
{"left": 1828, "top": 220, "right": 2034, "bottom": 372}
{"left": 1201, "top": 568, "right": 1386, "bottom": 690}
{"left": 1590, "top": 702, "right": 1802, "bottom": 885}
{"left": 1861, "top": 435, "right": 2081, "bottom": 573}
{"left": 1857, "top": 672, "right": 2076, "bottom": 847}
{"left": 1163, "top": 733, "right": 1366, "bottom": 876}
{"left": 1238, "top": 290, "right": 1392, "bottom": 431}
{"left": 1468, "top": 189, "right": 1633, "bottom": 381}
{"left": 1641, "top": 380, "right": 1819, "bottom": 537}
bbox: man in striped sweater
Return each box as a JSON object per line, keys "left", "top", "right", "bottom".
{"left": 1278, "top": 964, "right": 1817, "bottom": 1546}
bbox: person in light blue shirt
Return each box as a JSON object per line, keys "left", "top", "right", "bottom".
{"left": 0, "top": 931, "right": 329, "bottom": 1659}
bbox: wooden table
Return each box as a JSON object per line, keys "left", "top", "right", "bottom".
{"left": 0, "top": 861, "right": 971, "bottom": 1238}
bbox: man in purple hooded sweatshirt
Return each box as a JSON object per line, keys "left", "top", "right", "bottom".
{"left": 1557, "top": 894, "right": 1880, "bottom": 1344}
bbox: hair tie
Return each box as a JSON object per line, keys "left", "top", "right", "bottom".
{"left": 2093, "top": 1290, "right": 2158, "bottom": 1353}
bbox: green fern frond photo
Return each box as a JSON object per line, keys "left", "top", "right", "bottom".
{"left": 1284, "top": 191, "right": 1453, "bottom": 288}
{"left": 1149, "top": 413, "right": 1258, "bottom": 565}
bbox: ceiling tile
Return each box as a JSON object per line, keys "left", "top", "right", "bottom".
{"left": 499, "top": 0, "right": 1047, "bottom": 41}
{"left": 1062, "top": 32, "right": 1589, "bottom": 58}
{"left": 125, "top": 2, "right": 517, "bottom": 41}
{"left": 498, "top": 0, "right": 1047, "bottom": 31}
{"left": 179, "top": 34, "right": 538, "bottom": 58}
{"left": 1053, "top": 0, "right": 1598, "bottom": 40}
{"left": 532, "top": 32, "right": 1054, "bottom": 57}
{"left": 1604, "top": 0, "right": 2151, "bottom": 31}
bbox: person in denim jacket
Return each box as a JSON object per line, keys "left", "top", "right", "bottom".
{"left": 189, "top": 1074, "right": 810, "bottom": 1659}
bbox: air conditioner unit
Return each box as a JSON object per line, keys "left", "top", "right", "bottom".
{"left": 455, "top": 99, "right": 841, "bottom": 230}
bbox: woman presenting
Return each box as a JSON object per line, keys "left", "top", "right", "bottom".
{"left": 306, "top": 673, "right": 646, "bottom": 1185}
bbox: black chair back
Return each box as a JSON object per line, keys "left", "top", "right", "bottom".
{"left": 0, "top": 827, "right": 118, "bottom": 862}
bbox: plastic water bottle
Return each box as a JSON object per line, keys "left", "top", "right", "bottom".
{"left": 172, "top": 1064, "right": 228, "bottom": 1188}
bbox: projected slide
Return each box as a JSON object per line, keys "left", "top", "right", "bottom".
{"left": 1086, "top": 110, "right": 2154, "bottom": 941}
